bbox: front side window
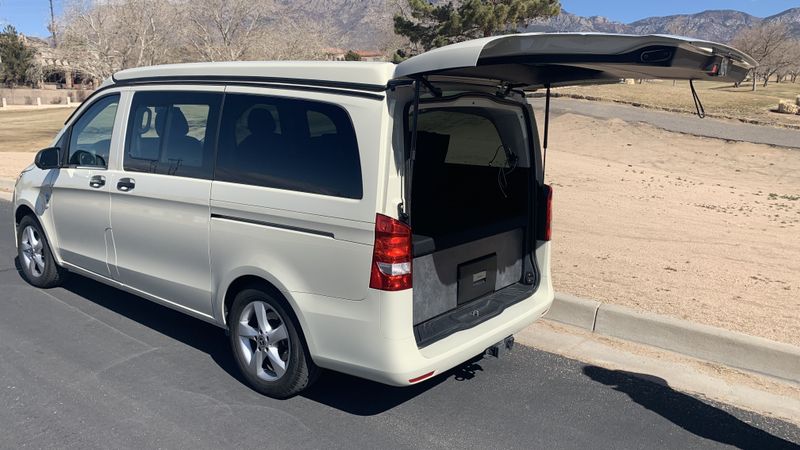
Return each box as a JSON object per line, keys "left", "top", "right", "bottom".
{"left": 67, "top": 94, "right": 120, "bottom": 168}
{"left": 124, "top": 91, "right": 222, "bottom": 179}
{"left": 215, "top": 93, "right": 363, "bottom": 199}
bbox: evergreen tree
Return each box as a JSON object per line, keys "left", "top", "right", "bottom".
{"left": 0, "top": 25, "right": 36, "bottom": 87}
{"left": 344, "top": 50, "right": 362, "bottom": 61}
{"left": 395, "top": 0, "right": 560, "bottom": 52}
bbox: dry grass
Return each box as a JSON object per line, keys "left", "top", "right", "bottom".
{"left": 556, "top": 80, "right": 800, "bottom": 128}
{"left": 0, "top": 107, "right": 78, "bottom": 153}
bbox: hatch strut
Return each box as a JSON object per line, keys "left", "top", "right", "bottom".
{"left": 400, "top": 77, "right": 423, "bottom": 222}
{"left": 542, "top": 84, "right": 551, "bottom": 180}
{"left": 689, "top": 79, "right": 705, "bottom": 118}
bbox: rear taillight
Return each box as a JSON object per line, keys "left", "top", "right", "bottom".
{"left": 369, "top": 213, "right": 412, "bottom": 291}
{"left": 544, "top": 184, "right": 553, "bottom": 241}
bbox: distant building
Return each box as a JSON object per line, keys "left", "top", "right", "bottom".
{"left": 323, "top": 48, "right": 387, "bottom": 62}
{"left": 18, "top": 34, "right": 93, "bottom": 89}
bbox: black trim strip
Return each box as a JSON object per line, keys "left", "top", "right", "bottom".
{"left": 66, "top": 77, "right": 385, "bottom": 125}
{"left": 114, "top": 74, "right": 387, "bottom": 92}
{"left": 210, "top": 213, "right": 335, "bottom": 239}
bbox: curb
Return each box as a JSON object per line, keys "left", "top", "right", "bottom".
{"left": 544, "top": 293, "right": 800, "bottom": 383}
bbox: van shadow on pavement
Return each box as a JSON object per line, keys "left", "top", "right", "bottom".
{"left": 49, "top": 268, "right": 459, "bottom": 414}
{"left": 583, "top": 366, "right": 799, "bottom": 449}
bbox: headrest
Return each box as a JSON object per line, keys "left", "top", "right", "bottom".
{"left": 247, "top": 108, "right": 276, "bottom": 136}
{"left": 155, "top": 107, "right": 189, "bottom": 137}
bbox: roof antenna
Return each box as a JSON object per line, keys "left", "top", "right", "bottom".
{"left": 690, "top": 79, "right": 705, "bottom": 118}
{"left": 542, "top": 84, "right": 551, "bottom": 180}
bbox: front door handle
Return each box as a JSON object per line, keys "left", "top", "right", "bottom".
{"left": 117, "top": 177, "right": 136, "bottom": 192}
{"left": 89, "top": 175, "right": 106, "bottom": 189}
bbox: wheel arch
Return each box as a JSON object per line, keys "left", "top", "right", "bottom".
{"left": 14, "top": 204, "right": 36, "bottom": 226}
{"left": 217, "top": 271, "right": 318, "bottom": 357}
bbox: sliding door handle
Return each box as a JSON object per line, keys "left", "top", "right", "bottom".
{"left": 117, "top": 177, "right": 136, "bottom": 192}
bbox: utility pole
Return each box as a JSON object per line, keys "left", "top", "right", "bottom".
{"left": 48, "top": 0, "right": 57, "bottom": 47}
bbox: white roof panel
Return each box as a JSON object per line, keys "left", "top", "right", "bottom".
{"left": 112, "top": 60, "right": 397, "bottom": 89}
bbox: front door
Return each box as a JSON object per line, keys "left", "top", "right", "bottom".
{"left": 51, "top": 94, "right": 121, "bottom": 277}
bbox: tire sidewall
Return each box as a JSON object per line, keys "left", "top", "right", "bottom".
{"left": 17, "top": 216, "right": 61, "bottom": 288}
{"left": 228, "top": 288, "right": 308, "bottom": 398}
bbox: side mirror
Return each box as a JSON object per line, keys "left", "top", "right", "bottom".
{"left": 34, "top": 147, "right": 61, "bottom": 170}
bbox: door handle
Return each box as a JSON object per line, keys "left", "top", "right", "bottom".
{"left": 117, "top": 177, "right": 136, "bottom": 192}
{"left": 89, "top": 175, "right": 106, "bottom": 188}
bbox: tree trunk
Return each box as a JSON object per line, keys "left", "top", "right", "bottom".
{"left": 751, "top": 72, "right": 756, "bottom": 91}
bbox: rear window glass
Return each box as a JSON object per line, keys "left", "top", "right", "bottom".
{"left": 416, "top": 109, "right": 507, "bottom": 167}
{"left": 215, "top": 93, "right": 363, "bottom": 199}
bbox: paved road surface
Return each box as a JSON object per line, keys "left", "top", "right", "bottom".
{"left": 530, "top": 97, "right": 800, "bottom": 149}
{"left": 1, "top": 199, "right": 798, "bottom": 449}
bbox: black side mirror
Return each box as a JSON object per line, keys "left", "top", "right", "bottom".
{"left": 34, "top": 147, "right": 61, "bottom": 170}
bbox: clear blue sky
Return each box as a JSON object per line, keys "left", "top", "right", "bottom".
{"left": 1, "top": 0, "right": 798, "bottom": 37}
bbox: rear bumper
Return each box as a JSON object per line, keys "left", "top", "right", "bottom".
{"left": 311, "top": 286, "right": 553, "bottom": 386}
{"left": 304, "top": 242, "right": 553, "bottom": 386}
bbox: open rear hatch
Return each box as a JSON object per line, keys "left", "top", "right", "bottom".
{"left": 396, "top": 33, "right": 754, "bottom": 348}
{"left": 395, "top": 33, "right": 756, "bottom": 88}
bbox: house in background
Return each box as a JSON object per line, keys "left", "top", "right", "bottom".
{"left": 323, "top": 48, "right": 387, "bottom": 62}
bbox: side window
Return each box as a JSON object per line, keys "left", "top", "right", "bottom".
{"left": 124, "top": 91, "right": 222, "bottom": 179}
{"left": 215, "top": 93, "right": 363, "bottom": 199}
{"left": 67, "top": 94, "right": 119, "bottom": 168}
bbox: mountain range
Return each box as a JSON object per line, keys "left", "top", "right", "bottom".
{"left": 306, "top": 3, "right": 800, "bottom": 50}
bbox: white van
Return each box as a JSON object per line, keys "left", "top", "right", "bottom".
{"left": 12, "top": 33, "right": 753, "bottom": 398}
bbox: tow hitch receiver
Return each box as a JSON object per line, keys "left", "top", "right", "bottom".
{"left": 485, "top": 335, "right": 515, "bottom": 358}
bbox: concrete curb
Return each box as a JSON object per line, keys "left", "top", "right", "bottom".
{"left": 544, "top": 293, "right": 800, "bottom": 383}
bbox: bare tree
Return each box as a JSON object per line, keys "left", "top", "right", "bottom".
{"left": 731, "top": 22, "right": 795, "bottom": 90}
{"left": 59, "top": 0, "right": 177, "bottom": 81}
{"left": 180, "top": 0, "right": 276, "bottom": 62}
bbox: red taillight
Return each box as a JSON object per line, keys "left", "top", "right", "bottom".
{"left": 369, "top": 213, "right": 412, "bottom": 291}
{"left": 408, "top": 371, "right": 435, "bottom": 383}
{"left": 544, "top": 184, "right": 553, "bottom": 241}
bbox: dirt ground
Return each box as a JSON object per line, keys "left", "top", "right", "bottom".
{"left": 0, "top": 107, "right": 798, "bottom": 346}
{"left": 546, "top": 113, "right": 799, "bottom": 346}
{"left": 0, "top": 106, "right": 77, "bottom": 155}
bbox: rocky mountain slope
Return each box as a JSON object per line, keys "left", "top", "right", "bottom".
{"left": 314, "top": 3, "right": 800, "bottom": 49}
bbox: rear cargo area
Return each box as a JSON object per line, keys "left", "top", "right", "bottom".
{"left": 409, "top": 101, "right": 536, "bottom": 346}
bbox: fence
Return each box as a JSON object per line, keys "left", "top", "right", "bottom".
{"left": 0, "top": 87, "right": 93, "bottom": 107}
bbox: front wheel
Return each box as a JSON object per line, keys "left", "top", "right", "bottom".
{"left": 17, "top": 215, "right": 65, "bottom": 288}
{"left": 229, "top": 287, "right": 318, "bottom": 398}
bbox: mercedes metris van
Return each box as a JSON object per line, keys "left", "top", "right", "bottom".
{"left": 12, "top": 33, "right": 754, "bottom": 398}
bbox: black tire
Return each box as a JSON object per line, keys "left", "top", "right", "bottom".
{"left": 16, "top": 215, "right": 65, "bottom": 288}
{"left": 228, "top": 287, "right": 319, "bottom": 398}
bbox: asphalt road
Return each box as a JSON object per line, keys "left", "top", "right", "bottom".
{"left": 529, "top": 97, "right": 800, "bottom": 149}
{"left": 1, "top": 198, "right": 799, "bottom": 449}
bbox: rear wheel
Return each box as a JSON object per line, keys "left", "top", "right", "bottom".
{"left": 17, "top": 215, "right": 65, "bottom": 288}
{"left": 229, "top": 287, "right": 318, "bottom": 398}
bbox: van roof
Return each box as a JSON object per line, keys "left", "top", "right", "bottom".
{"left": 109, "top": 61, "right": 398, "bottom": 91}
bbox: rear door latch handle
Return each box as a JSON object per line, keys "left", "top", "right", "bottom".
{"left": 89, "top": 175, "right": 106, "bottom": 188}
{"left": 117, "top": 177, "right": 136, "bottom": 192}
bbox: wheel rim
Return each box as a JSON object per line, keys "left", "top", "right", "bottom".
{"left": 20, "top": 225, "right": 45, "bottom": 278}
{"left": 237, "top": 301, "right": 291, "bottom": 382}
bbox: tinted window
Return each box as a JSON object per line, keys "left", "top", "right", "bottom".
{"left": 416, "top": 109, "right": 506, "bottom": 167}
{"left": 215, "top": 93, "right": 362, "bottom": 199}
{"left": 68, "top": 94, "right": 119, "bottom": 168}
{"left": 124, "top": 91, "right": 222, "bottom": 179}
